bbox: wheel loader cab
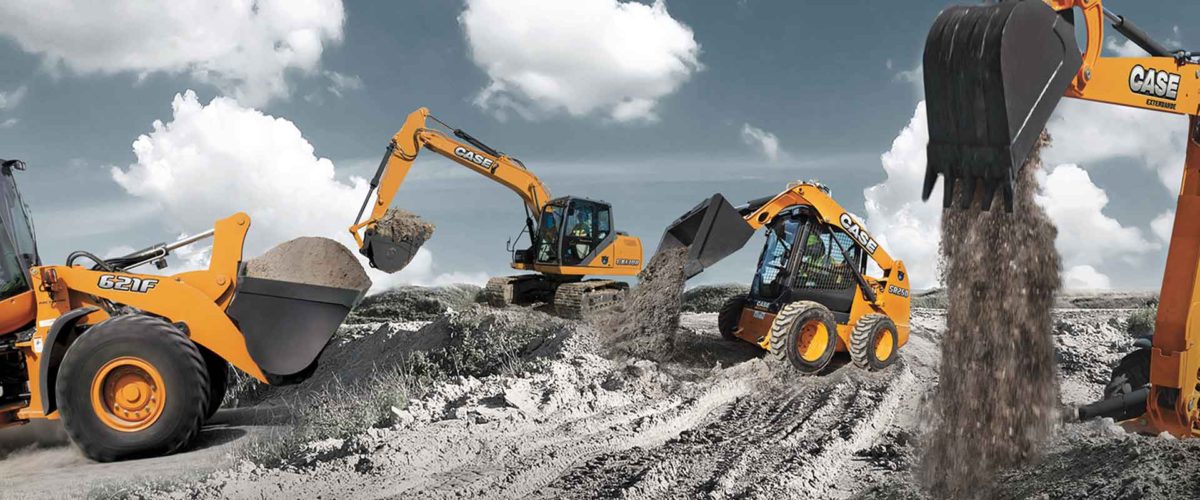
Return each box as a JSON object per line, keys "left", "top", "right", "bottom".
{"left": 750, "top": 208, "right": 865, "bottom": 320}
{"left": 0, "top": 161, "right": 39, "bottom": 335}
{"left": 534, "top": 197, "right": 614, "bottom": 268}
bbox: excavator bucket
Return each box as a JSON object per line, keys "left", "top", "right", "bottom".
{"left": 361, "top": 233, "right": 421, "bottom": 273}
{"left": 659, "top": 193, "right": 756, "bottom": 278}
{"left": 922, "top": 0, "right": 1082, "bottom": 211}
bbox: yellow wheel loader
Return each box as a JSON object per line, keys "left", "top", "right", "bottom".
{"left": 0, "top": 159, "right": 363, "bottom": 461}
{"left": 659, "top": 181, "right": 911, "bottom": 374}
{"left": 922, "top": 0, "right": 1200, "bottom": 436}
{"left": 349, "top": 108, "right": 644, "bottom": 318}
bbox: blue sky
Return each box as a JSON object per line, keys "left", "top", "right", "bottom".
{"left": 0, "top": 0, "right": 1193, "bottom": 290}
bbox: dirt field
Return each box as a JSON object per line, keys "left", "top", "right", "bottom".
{"left": 0, "top": 288, "right": 1177, "bottom": 499}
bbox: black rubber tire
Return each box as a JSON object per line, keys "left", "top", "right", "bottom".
{"left": 769, "top": 301, "right": 838, "bottom": 374}
{"left": 201, "top": 350, "right": 228, "bottom": 421}
{"left": 1104, "top": 348, "right": 1152, "bottom": 400}
{"left": 717, "top": 294, "right": 748, "bottom": 342}
{"left": 850, "top": 314, "right": 899, "bottom": 371}
{"left": 57, "top": 314, "right": 210, "bottom": 462}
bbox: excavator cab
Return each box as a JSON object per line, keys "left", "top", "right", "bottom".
{"left": 531, "top": 197, "right": 614, "bottom": 268}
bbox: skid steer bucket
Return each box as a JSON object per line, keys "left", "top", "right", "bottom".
{"left": 659, "top": 193, "right": 756, "bottom": 278}
{"left": 226, "top": 270, "right": 366, "bottom": 385}
{"left": 922, "top": 0, "right": 1082, "bottom": 211}
{"left": 361, "top": 232, "right": 421, "bottom": 273}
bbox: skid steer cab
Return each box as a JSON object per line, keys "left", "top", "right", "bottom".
{"left": 660, "top": 181, "right": 911, "bottom": 374}
{"left": 0, "top": 159, "right": 363, "bottom": 461}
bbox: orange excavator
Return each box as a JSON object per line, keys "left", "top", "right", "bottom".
{"left": 923, "top": 0, "right": 1200, "bottom": 435}
{"left": 349, "top": 108, "right": 644, "bottom": 318}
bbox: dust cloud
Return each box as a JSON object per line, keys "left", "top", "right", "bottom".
{"left": 596, "top": 247, "right": 689, "bottom": 361}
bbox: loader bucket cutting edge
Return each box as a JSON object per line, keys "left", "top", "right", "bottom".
{"left": 226, "top": 272, "right": 366, "bottom": 385}
{"left": 659, "top": 193, "right": 756, "bottom": 279}
{"left": 362, "top": 233, "right": 421, "bottom": 273}
{"left": 922, "top": 0, "right": 1082, "bottom": 211}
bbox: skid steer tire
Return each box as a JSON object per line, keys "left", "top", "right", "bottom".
{"left": 57, "top": 314, "right": 210, "bottom": 462}
{"left": 769, "top": 301, "right": 837, "bottom": 374}
{"left": 717, "top": 295, "right": 747, "bottom": 342}
{"left": 850, "top": 314, "right": 898, "bottom": 371}
{"left": 201, "top": 350, "right": 228, "bottom": 421}
{"left": 1103, "top": 347, "right": 1151, "bottom": 400}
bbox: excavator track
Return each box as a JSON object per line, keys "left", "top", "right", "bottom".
{"left": 553, "top": 280, "right": 629, "bottom": 320}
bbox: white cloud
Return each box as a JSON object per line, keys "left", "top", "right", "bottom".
{"left": 1044, "top": 99, "right": 1186, "bottom": 194}
{"left": 1151, "top": 211, "right": 1175, "bottom": 243}
{"left": 863, "top": 102, "right": 942, "bottom": 290}
{"left": 0, "top": 86, "right": 27, "bottom": 110}
{"left": 1063, "top": 265, "right": 1111, "bottom": 290}
{"left": 1035, "top": 164, "right": 1154, "bottom": 270}
{"left": 459, "top": 0, "right": 701, "bottom": 123}
{"left": 0, "top": 1, "right": 345, "bottom": 106}
{"left": 111, "top": 91, "right": 476, "bottom": 290}
{"left": 1106, "top": 38, "right": 1148, "bottom": 57}
{"left": 740, "top": 123, "right": 781, "bottom": 162}
{"left": 0, "top": 119, "right": 17, "bottom": 129}
{"left": 325, "top": 71, "right": 363, "bottom": 98}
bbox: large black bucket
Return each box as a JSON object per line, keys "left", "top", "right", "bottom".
{"left": 922, "top": 0, "right": 1082, "bottom": 211}
{"left": 226, "top": 273, "right": 366, "bottom": 385}
{"left": 659, "top": 193, "right": 756, "bottom": 279}
{"left": 361, "top": 232, "right": 421, "bottom": 273}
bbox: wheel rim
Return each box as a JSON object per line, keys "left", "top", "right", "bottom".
{"left": 874, "top": 330, "right": 895, "bottom": 362}
{"left": 91, "top": 356, "right": 166, "bottom": 432}
{"left": 796, "top": 320, "right": 830, "bottom": 362}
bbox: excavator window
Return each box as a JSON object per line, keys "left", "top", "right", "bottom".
{"left": 535, "top": 206, "right": 563, "bottom": 264}
{"left": 0, "top": 168, "right": 35, "bottom": 300}
{"left": 561, "top": 199, "right": 612, "bottom": 266}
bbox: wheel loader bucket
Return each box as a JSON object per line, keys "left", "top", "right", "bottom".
{"left": 361, "top": 232, "right": 421, "bottom": 273}
{"left": 226, "top": 271, "right": 366, "bottom": 385}
{"left": 922, "top": 0, "right": 1082, "bottom": 211}
{"left": 659, "top": 193, "right": 756, "bottom": 279}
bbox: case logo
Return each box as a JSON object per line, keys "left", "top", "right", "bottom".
{"left": 98, "top": 274, "right": 159, "bottom": 293}
{"left": 454, "top": 146, "right": 495, "bottom": 169}
{"left": 839, "top": 213, "right": 879, "bottom": 254}
{"left": 1129, "top": 65, "right": 1180, "bottom": 101}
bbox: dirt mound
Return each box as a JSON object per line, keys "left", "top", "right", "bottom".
{"left": 348, "top": 285, "right": 482, "bottom": 322}
{"left": 596, "top": 247, "right": 688, "bottom": 361}
{"left": 920, "top": 133, "right": 1062, "bottom": 497}
{"left": 681, "top": 284, "right": 749, "bottom": 313}
{"left": 374, "top": 208, "right": 435, "bottom": 244}
{"left": 244, "top": 236, "right": 371, "bottom": 292}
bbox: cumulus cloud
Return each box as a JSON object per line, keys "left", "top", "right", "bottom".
{"left": 1063, "top": 265, "right": 1111, "bottom": 290}
{"left": 111, "top": 91, "right": 482, "bottom": 289}
{"left": 459, "top": 0, "right": 701, "bottom": 122}
{"left": 740, "top": 123, "right": 782, "bottom": 162}
{"left": 1044, "top": 99, "right": 1186, "bottom": 194}
{"left": 1151, "top": 211, "right": 1175, "bottom": 243}
{"left": 1035, "top": 164, "right": 1154, "bottom": 288}
{"left": 0, "top": 1, "right": 345, "bottom": 106}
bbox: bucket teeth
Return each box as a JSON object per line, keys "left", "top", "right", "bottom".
{"left": 921, "top": 0, "right": 1081, "bottom": 212}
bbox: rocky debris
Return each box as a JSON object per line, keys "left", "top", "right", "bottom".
{"left": 922, "top": 132, "right": 1061, "bottom": 498}
{"left": 373, "top": 208, "right": 435, "bottom": 245}
{"left": 596, "top": 247, "right": 689, "bottom": 361}
{"left": 912, "top": 288, "right": 1158, "bottom": 311}
{"left": 244, "top": 236, "right": 372, "bottom": 292}
{"left": 348, "top": 285, "right": 482, "bottom": 323}
{"left": 681, "top": 284, "right": 749, "bottom": 313}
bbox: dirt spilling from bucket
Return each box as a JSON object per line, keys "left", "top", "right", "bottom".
{"left": 375, "top": 208, "right": 435, "bottom": 245}
{"left": 244, "top": 236, "right": 372, "bottom": 292}
{"left": 596, "top": 247, "right": 689, "bottom": 361}
{"left": 920, "top": 132, "right": 1062, "bottom": 498}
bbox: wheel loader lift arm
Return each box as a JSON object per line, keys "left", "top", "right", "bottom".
{"left": 349, "top": 107, "right": 552, "bottom": 250}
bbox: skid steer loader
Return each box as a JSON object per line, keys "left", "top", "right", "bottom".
{"left": 0, "top": 159, "right": 363, "bottom": 461}
{"left": 921, "top": 0, "right": 1200, "bottom": 436}
{"left": 349, "top": 108, "right": 644, "bottom": 318}
{"left": 660, "top": 181, "right": 911, "bottom": 374}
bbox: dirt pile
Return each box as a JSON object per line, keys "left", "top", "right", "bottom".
{"left": 348, "top": 285, "right": 482, "bottom": 322}
{"left": 920, "top": 133, "right": 1062, "bottom": 497}
{"left": 681, "top": 284, "right": 749, "bottom": 313}
{"left": 596, "top": 247, "right": 689, "bottom": 360}
{"left": 374, "top": 208, "right": 435, "bottom": 245}
{"left": 244, "top": 236, "right": 372, "bottom": 292}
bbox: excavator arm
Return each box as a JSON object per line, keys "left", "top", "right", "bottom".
{"left": 349, "top": 108, "right": 552, "bottom": 272}
{"left": 923, "top": 0, "right": 1200, "bottom": 435}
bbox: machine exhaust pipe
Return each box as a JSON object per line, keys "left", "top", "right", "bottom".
{"left": 922, "top": 0, "right": 1082, "bottom": 211}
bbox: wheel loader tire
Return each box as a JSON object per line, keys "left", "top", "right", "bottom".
{"left": 1104, "top": 348, "right": 1151, "bottom": 400}
{"left": 850, "top": 314, "right": 899, "bottom": 371}
{"left": 769, "top": 301, "right": 837, "bottom": 374}
{"left": 717, "top": 294, "right": 747, "bottom": 342}
{"left": 57, "top": 314, "right": 210, "bottom": 462}
{"left": 201, "top": 351, "right": 228, "bottom": 421}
